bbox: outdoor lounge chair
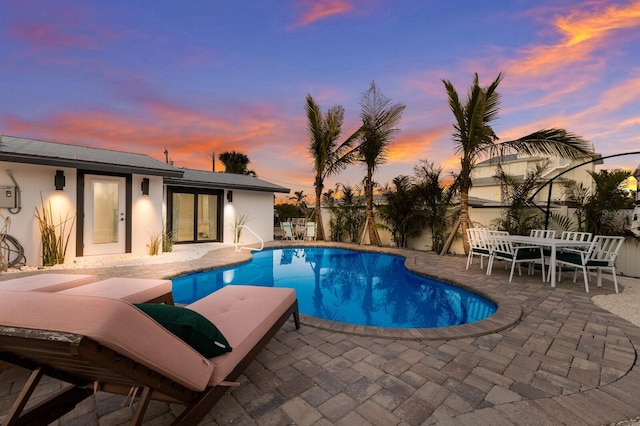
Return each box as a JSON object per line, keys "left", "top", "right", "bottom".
{"left": 0, "top": 273, "right": 97, "bottom": 292}
{"left": 0, "top": 285, "right": 299, "bottom": 425}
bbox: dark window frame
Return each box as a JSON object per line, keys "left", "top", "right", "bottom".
{"left": 167, "top": 186, "right": 224, "bottom": 244}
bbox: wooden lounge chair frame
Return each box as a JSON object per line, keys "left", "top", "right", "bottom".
{"left": 0, "top": 301, "right": 300, "bottom": 425}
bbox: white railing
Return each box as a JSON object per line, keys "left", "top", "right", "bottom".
{"left": 235, "top": 225, "right": 264, "bottom": 252}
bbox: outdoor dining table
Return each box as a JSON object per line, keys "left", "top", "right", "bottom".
{"left": 507, "top": 235, "right": 591, "bottom": 289}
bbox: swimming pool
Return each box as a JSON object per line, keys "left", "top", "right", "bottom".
{"left": 173, "top": 247, "right": 497, "bottom": 329}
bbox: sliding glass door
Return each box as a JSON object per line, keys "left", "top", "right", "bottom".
{"left": 169, "top": 188, "right": 222, "bottom": 243}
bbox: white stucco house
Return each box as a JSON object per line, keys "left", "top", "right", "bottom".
{"left": 469, "top": 153, "right": 600, "bottom": 205}
{"left": 0, "top": 135, "right": 289, "bottom": 267}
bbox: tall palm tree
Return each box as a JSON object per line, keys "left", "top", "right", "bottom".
{"left": 218, "top": 151, "right": 256, "bottom": 176}
{"left": 306, "top": 95, "right": 360, "bottom": 240}
{"left": 356, "top": 81, "right": 406, "bottom": 246}
{"left": 442, "top": 72, "right": 592, "bottom": 253}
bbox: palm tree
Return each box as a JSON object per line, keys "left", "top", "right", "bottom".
{"left": 583, "top": 169, "right": 634, "bottom": 235}
{"left": 331, "top": 183, "right": 365, "bottom": 243}
{"left": 218, "top": 151, "right": 256, "bottom": 176}
{"left": 306, "top": 95, "right": 359, "bottom": 240}
{"left": 356, "top": 81, "right": 406, "bottom": 246}
{"left": 493, "top": 161, "right": 550, "bottom": 235}
{"left": 289, "top": 190, "right": 308, "bottom": 212}
{"left": 442, "top": 72, "right": 592, "bottom": 253}
{"left": 379, "top": 175, "right": 424, "bottom": 248}
{"left": 413, "top": 160, "right": 455, "bottom": 252}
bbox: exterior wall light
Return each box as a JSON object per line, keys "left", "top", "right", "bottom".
{"left": 226, "top": 190, "right": 233, "bottom": 202}
{"left": 54, "top": 170, "right": 65, "bottom": 191}
{"left": 141, "top": 178, "right": 150, "bottom": 196}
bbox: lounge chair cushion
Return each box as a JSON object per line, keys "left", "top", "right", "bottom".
{"left": 58, "top": 277, "right": 172, "bottom": 304}
{"left": 0, "top": 290, "right": 214, "bottom": 391}
{"left": 0, "top": 273, "right": 97, "bottom": 292}
{"left": 135, "top": 303, "right": 232, "bottom": 357}
{"left": 187, "top": 285, "right": 297, "bottom": 386}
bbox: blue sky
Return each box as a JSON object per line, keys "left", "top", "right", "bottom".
{"left": 1, "top": 0, "right": 639, "bottom": 201}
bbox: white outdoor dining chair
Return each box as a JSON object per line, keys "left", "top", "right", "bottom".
{"left": 559, "top": 231, "right": 593, "bottom": 242}
{"left": 528, "top": 229, "right": 556, "bottom": 275}
{"left": 466, "top": 228, "right": 491, "bottom": 270}
{"left": 547, "top": 231, "right": 593, "bottom": 281}
{"left": 486, "top": 231, "right": 546, "bottom": 282}
{"left": 556, "top": 235, "right": 625, "bottom": 293}
{"left": 281, "top": 222, "right": 296, "bottom": 241}
{"left": 305, "top": 222, "right": 316, "bottom": 241}
{"left": 530, "top": 229, "right": 556, "bottom": 239}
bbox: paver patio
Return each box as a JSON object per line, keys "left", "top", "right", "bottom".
{"left": 1, "top": 241, "right": 639, "bottom": 425}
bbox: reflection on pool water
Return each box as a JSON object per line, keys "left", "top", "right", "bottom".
{"left": 173, "top": 247, "right": 497, "bottom": 329}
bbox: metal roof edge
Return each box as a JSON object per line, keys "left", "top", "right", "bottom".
{"left": 0, "top": 154, "right": 184, "bottom": 178}
{"left": 165, "top": 177, "right": 290, "bottom": 193}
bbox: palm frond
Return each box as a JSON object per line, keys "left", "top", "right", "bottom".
{"left": 497, "top": 128, "right": 593, "bottom": 160}
{"left": 549, "top": 212, "right": 575, "bottom": 232}
{"left": 357, "top": 81, "right": 406, "bottom": 170}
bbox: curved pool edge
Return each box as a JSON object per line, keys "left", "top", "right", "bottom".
{"left": 299, "top": 296, "right": 521, "bottom": 340}
{"left": 248, "top": 242, "right": 523, "bottom": 340}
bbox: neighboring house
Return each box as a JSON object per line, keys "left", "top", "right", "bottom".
{"left": 469, "top": 153, "right": 600, "bottom": 206}
{"left": 0, "top": 135, "right": 289, "bottom": 267}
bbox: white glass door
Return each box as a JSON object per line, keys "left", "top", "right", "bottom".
{"left": 83, "top": 176, "right": 126, "bottom": 255}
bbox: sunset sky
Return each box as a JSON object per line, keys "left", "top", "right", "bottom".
{"left": 1, "top": 0, "right": 639, "bottom": 201}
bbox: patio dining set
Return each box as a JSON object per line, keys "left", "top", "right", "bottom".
{"left": 466, "top": 228, "right": 625, "bottom": 293}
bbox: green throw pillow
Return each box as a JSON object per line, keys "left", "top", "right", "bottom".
{"left": 134, "top": 303, "right": 232, "bottom": 358}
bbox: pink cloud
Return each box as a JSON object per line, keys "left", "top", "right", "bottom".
{"left": 6, "top": 22, "right": 96, "bottom": 49}
{"left": 1, "top": 98, "right": 298, "bottom": 173}
{"left": 598, "top": 76, "right": 640, "bottom": 112}
{"left": 388, "top": 127, "right": 450, "bottom": 163}
{"left": 505, "top": 1, "right": 640, "bottom": 80}
{"left": 293, "top": 0, "right": 353, "bottom": 27}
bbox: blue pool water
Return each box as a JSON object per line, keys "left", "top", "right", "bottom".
{"left": 173, "top": 247, "right": 497, "bottom": 329}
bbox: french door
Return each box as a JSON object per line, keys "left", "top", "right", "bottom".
{"left": 83, "top": 175, "right": 127, "bottom": 255}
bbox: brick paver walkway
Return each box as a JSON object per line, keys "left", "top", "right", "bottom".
{"left": 1, "top": 242, "right": 639, "bottom": 425}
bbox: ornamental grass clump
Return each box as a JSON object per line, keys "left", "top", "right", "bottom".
{"left": 35, "top": 198, "right": 75, "bottom": 266}
{"left": 231, "top": 213, "right": 250, "bottom": 244}
{"left": 148, "top": 223, "right": 174, "bottom": 255}
{"left": 162, "top": 222, "right": 174, "bottom": 253}
{"left": 147, "top": 232, "right": 161, "bottom": 255}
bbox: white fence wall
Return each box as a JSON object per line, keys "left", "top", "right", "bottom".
{"left": 616, "top": 242, "right": 640, "bottom": 278}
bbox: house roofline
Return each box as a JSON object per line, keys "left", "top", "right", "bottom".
{"left": 0, "top": 154, "right": 184, "bottom": 178}
{"left": 164, "top": 177, "right": 290, "bottom": 193}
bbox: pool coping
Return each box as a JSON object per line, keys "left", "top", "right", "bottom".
{"left": 210, "top": 242, "right": 523, "bottom": 340}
